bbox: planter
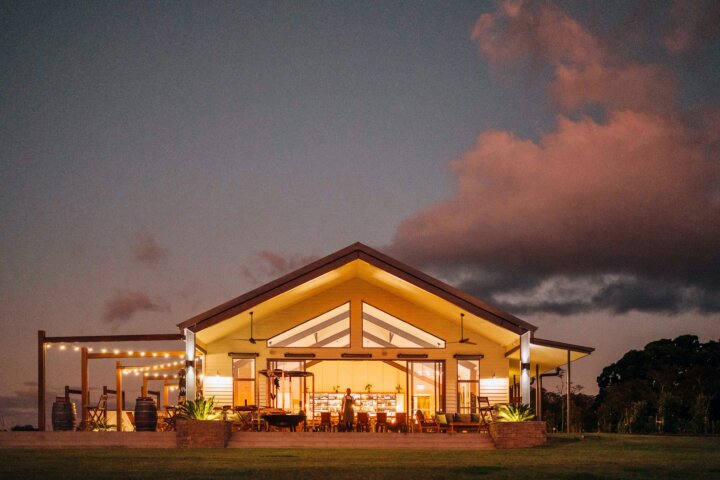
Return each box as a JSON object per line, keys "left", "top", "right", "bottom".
{"left": 488, "top": 421, "right": 547, "bottom": 449}
{"left": 176, "top": 419, "right": 232, "bottom": 448}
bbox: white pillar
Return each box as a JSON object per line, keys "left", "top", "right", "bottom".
{"left": 184, "top": 329, "right": 196, "bottom": 401}
{"left": 520, "top": 331, "right": 531, "bottom": 405}
{"left": 566, "top": 349, "right": 572, "bottom": 433}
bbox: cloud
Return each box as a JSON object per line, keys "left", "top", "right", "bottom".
{"left": 472, "top": 0, "right": 678, "bottom": 113}
{"left": 240, "top": 250, "right": 319, "bottom": 284}
{"left": 390, "top": 1, "right": 720, "bottom": 314}
{"left": 663, "top": 0, "right": 720, "bottom": 54}
{"left": 130, "top": 233, "right": 168, "bottom": 266}
{"left": 103, "top": 290, "right": 169, "bottom": 325}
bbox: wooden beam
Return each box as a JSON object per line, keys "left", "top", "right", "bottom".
{"left": 81, "top": 347, "right": 88, "bottom": 428}
{"left": 37, "top": 330, "right": 46, "bottom": 431}
{"left": 87, "top": 351, "right": 185, "bottom": 360}
{"left": 44, "top": 333, "right": 183, "bottom": 343}
{"left": 115, "top": 361, "right": 122, "bottom": 432}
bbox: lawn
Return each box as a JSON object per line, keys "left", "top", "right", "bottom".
{"left": 1, "top": 434, "right": 719, "bottom": 479}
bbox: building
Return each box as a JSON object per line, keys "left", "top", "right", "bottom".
{"left": 177, "top": 243, "right": 593, "bottom": 421}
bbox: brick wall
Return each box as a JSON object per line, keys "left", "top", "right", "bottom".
{"left": 176, "top": 419, "right": 232, "bottom": 448}
{"left": 488, "top": 421, "right": 547, "bottom": 449}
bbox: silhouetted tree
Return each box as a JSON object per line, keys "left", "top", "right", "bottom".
{"left": 595, "top": 335, "right": 720, "bottom": 433}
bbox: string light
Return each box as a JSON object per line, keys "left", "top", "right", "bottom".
{"left": 73, "top": 346, "right": 80, "bottom": 352}
{"left": 59, "top": 345, "right": 66, "bottom": 350}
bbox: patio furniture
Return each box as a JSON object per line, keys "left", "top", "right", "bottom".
{"left": 317, "top": 411, "right": 334, "bottom": 432}
{"left": 434, "top": 412, "right": 451, "bottom": 433}
{"left": 158, "top": 406, "right": 178, "bottom": 432}
{"left": 414, "top": 410, "right": 440, "bottom": 433}
{"left": 388, "top": 412, "right": 409, "bottom": 433}
{"left": 477, "top": 396, "right": 494, "bottom": 432}
{"left": 356, "top": 412, "right": 370, "bottom": 432}
{"left": 449, "top": 413, "right": 481, "bottom": 433}
{"left": 84, "top": 394, "right": 108, "bottom": 431}
{"left": 263, "top": 413, "right": 306, "bottom": 431}
{"left": 375, "top": 412, "right": 388, "bottom": 432}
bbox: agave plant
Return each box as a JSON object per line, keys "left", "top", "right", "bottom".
{"left": 177, "top": 396, "right": 219, "bottom": 420}
{"left": 496, "top": 403, "right": 535, "bottom": 422}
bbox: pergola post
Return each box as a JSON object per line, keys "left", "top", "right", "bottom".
{"left": 520, "top": 331, "right": 531, "bottom": 405}
{"left": 37, "top": 330, "right": 46, "bottom": 431}
{"left": 184, "top": 329, "right": 196, "bottom": 401}
{"left": 115, "top": 361, "right": 123, "bottom": 431}
{"left": 566, "top": 349, "right": 572, "bottom": 433}
{"left": 81, "top": 347, "right": 89, "bottom": 428}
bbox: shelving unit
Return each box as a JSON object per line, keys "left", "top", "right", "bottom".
{"left": 311, "top": 392, "right": 404, "bottom": 418}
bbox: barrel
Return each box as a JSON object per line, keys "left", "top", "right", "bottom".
{"left": 51, "top": 396, "right": 77, "bottom": 431}
{"left": 134, "top": 397, "right": 158, "bottom": 431}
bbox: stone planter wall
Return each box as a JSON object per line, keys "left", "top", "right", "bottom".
{"left": 488, "top": 421, "right": 547, "bottom": 449}
{"left": 176, "top": 419, "right": 232, "bottom": 448}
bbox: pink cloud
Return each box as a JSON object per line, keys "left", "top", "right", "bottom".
{"left": 103, "top": 290, "right": 169, "bottom": 325}
{"left": 130, "top": 233, "right": 168, "bottom": 266}
{"left": 392, "top": 109, "right": 720, "bottom": 281}
{"left": 472, "top": 0, "right": 677, "bottom": 113}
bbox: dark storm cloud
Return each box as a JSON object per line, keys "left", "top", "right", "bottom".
{"left": 391, "top": 0, "right": 720, "bottom": 315}
{"left": 103, "top": 290, "right": 169, "bottom": 325}
{"left": 130, "top": 233, "right": 168, "bottom": 266}
{"left": 240, "top": 250, "right": 319, "bottom": 285}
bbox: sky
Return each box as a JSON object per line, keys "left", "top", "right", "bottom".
{"left": 1, "top": 0, "right": 719, "bottom": 428}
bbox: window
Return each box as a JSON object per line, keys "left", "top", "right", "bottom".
{"left": 457, "top": 359, "right": 480, "bottom": 413}
{"left": 267, "top": 303, "right": 350, "bottom": 348}
{"left": 362, "top": 303, "right": 445, "bottom": 348}
{"left": 233, "top": 358, "right": 255, "bottom": 407}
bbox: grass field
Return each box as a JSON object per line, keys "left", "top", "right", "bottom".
{"left": 1, "top": 434, "right": 719, "bottom": 479}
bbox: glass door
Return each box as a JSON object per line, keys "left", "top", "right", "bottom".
{"left": 408, "top": 361, "right": 444, "bottom": 419}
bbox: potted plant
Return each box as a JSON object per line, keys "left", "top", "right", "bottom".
{"left": 488, "top": 404, "right": 547, "bottom": 449}
{"left": 175, "top": 396, "right": 232, "bottom": 448}
{"left": 365, "top": 383, "right": 373, "bottom": 394}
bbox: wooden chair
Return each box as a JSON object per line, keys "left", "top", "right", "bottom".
{"left": 414, "top": 410, "right": 440, "bottom": 433}
{"left": 317, "top": 411, "right": 333, "bottom": 432}
{"left": 478, "top": 396, "right": 494, "bottom": 432}
{"left": 85, "top": 394, "right": 108, "bottom": 430}
{"left": 388, "top": 412, "right": 409, "bottom": 433}
{"left": 356, "top": 412, "right": 370, "bottom": 432}
{"left": 375, "top": 412, "right": 388, "bottom": 432}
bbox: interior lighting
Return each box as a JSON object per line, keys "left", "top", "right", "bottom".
{"left": 59, "top": 345, "right": 66, "bottom": 350}
{"left": 88, "top": 348, "right": 93, "bottom": 352}
{"left": 73, "top": 346, "right": 80, "bottom": 352}
{"left": 101, "top": 349, "right": 107, "bottom": 353}
{"left": 113, "top": 349, "right": 119, "bottom": 354}
{"left": 45, "top": 344, "right": 51, "bottom": 349}
{"left": 152, "top": 353, "right": 157, "bottom": 357}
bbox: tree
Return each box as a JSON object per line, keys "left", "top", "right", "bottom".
{"left": 595, "top": 335, "right": 720, "bottom": 433}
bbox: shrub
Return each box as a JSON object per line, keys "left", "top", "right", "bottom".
{"left": 496, "top": 403, "right": 535, "bottom": 422}
{"left": 177, "top": 396, "right": 218, "bottom": 420}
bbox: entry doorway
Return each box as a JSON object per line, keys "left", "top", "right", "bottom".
{"left": 408, "top": 361, "right": 445, "bottom": 419}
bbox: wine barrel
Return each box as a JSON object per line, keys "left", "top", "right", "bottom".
{"left": 51, "top": 396, "right": 77, "bottom": 431}
{"left": 134, "top": 397, "right": 158, "bottom": 431}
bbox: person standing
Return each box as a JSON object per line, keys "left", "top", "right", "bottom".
{"left": 340, "top": 388, "right": 354, "bottom": 432}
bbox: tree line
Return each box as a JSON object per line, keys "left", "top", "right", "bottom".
{"left": 535, "top": 335, "right": 720, "bottom": 434}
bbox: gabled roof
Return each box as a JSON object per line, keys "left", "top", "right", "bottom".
{"left": 177, "top": 242, "right": 538, "bottom": 335}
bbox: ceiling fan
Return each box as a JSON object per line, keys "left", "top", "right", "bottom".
{"left": 447, "top": 313, "right": 477, "bottom": 345}
{"left": 233, "top": 311, "right": 269, "bottom": 344}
